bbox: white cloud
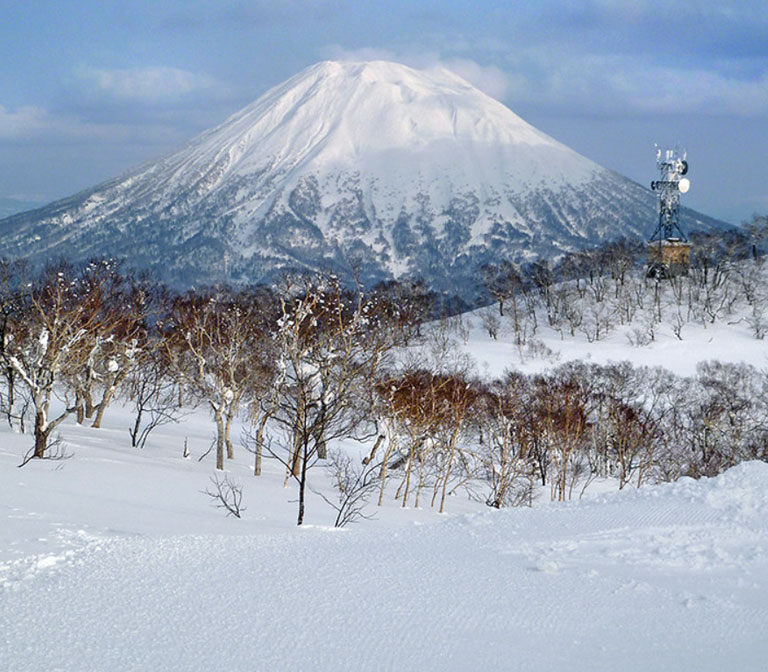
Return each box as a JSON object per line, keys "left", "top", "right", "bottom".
{"left": 624, "top": 68, "right": 768, "bottom": 116}
{"left": 0, "top": 104, "right": 54, "bottom": 140}
{"left": 322, "top": 45, "right": 513, "bottom": 101}
{"left": 0, "top": 65, "right": 230, "bottom": 146}
{"left": 435, "top": 58, "right": 513, "bottom": 100}
{"left": 0, "top": 102, "right": 190, "bottom": 145}
{"left": 76, "top": 65, "right": 226, "bottom": 104}
{"left": 493, "top": 45, "right": 768, "bottom": 117}
{"left": 324, "top": 29, "right": 768, "bottom": 116}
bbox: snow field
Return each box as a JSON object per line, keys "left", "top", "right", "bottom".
{"left": 2, "top": 459, "right": 767, "bottom": 671}
{"left": 2, "top": 290, "right": 768, "bottom": 670}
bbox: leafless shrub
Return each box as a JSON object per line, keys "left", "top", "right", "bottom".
{"left": 1, "top": 385, "right": 32, "bottom": 432}
{"left": 126, "top": 341, "right": 186, "bottom": 449}
{"left": 202, "top": 473, "right": 245, "bottom": 518}
{"left": 579, "top": 293, "right": 613, "bottom": 342}
{"left": 18, "top": 433, "right": 72, "bottom": 468}
{"left": 626, "top": 326, "right": 652, "bottom": 347}
{"left": 478, "top": 306, "right": 500, "bottom": 340}
{"left": 521, "top": 338, "right": 560, "bottom": 364}
{"left": 315, "top": 450, "right": 381, "bottom": 527}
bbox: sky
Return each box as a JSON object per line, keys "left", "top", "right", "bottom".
{"left": 1, "top": 0, "right": 766, "bottom": 225}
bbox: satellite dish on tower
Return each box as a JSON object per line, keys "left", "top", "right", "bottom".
{"left": 647, "top": 145, "right": 692, "bottom": 279}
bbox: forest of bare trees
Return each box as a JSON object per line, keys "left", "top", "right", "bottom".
{"left": 1, "top": 215, "right": 767, "bottom": 524}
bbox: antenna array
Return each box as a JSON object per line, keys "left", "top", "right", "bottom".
{"left": 648, "top": 146, "right": 690, "bottom": 243}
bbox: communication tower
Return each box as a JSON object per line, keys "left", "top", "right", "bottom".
{"left": 647, "top": 146, "right": 692, "bottom": 277}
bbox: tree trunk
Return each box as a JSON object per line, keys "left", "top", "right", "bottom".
{"left": 75, "top": 389, "right": 85, "bottom": 425}
{"left": 254, "top": 441, "right": 262, "bottom": 476}
{"left": 400, "top": 441, "right": 418, "bottom": 508}
{"left": 214, "top": 409, "right": 225, "bottom": 470}
{"left": 511, "top": 294, "right": 521, "bottom": 345}
{"left": 312, "top": 401, "right": 327, "bottom": 459}
{"left": 363, "top": 434, "right": 385, "bottom": 465}
{"left": 6, "top": 368, "right": 14, "bottom": 427}
{"left": 297, "top": 441, "right": 307, "bottom": 525}
{"left": 91, "top": 383, "right": 116, "bottom": 428}
{"left": 377, "top": 440, "right": 395, "bottom": 507}
{"left": 34, "top": 411, "right": 48, "bottom": 458}
{"left": 253, "top": 413, "right": 270, "bottom": 476}
{"left": 84, "top": 386, "right": 96, "bottom": 419}
{"left": 439, "top": 432, "right": 459, "bottom": 513}
{"left": 289, "top": 404, "right": 304, "bottom": 480}
{"left": 225, "top": 402, "right": 235, "bottom": 460}
{"left": 130, "top": 405, "right": 143, "bottom": 448}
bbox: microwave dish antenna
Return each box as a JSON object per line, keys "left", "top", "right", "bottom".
{"left": 648, "top": 145, "right": 690, "bottom": 243}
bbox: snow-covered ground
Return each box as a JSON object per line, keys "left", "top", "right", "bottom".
{"left": 2, "top": 307, "right": 768, "bottom": 670}
{"left": 457, "top": 299, "right": 768, "bottom": 378}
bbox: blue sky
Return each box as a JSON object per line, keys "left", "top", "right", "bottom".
{"left": 1, "top": 0, "right": 766, "bottom": 224}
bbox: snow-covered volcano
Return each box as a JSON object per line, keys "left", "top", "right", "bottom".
{"left": 0, "top": 60, "right": 726, "bottom": 293}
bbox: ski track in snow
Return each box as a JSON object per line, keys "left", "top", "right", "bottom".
{"left": 2, "top": 464, "right": 768, "bottom": 671}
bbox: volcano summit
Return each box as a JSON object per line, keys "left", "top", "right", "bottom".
{"left": 0, "top": 60, "right": 725, "bottom": 293}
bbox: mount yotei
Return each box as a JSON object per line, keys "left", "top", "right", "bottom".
{"left": 0, "top": 60, "right": 726, "bottom": 293}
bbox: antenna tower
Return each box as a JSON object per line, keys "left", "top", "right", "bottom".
{"left": 647, "top": 146, "right": 692, "bottom": 277}
{"left": 649, "top": 146, "right": 690, "bottom": 242}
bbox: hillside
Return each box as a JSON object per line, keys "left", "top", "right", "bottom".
{"left": 2, "top": 452, "right": 766, "bottom": 671}
{"left": 2, "top": 257, "right": 768, "bottom": 670}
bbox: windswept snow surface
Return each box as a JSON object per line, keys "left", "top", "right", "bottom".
{"left": 1, "top": 424, "right": 768, "bottom": 670}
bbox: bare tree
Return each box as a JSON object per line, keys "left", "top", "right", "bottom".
{"left": 368, "top": 278, "right": 435, "bottom": 345}
{"left": 2, "top": 262, "right": 109, "bottom": 460}
{"left": 528, "top": 364, "right": 593, "bottom": 501}
{"left": 57, "top": 260, "right": 146, "bottom": 427}
{"left": 260, "top": 274, "right": 395, "bottom": 525}
{"left": 374, "top": 370, "right": 435, "bottom": 509}
{"left": 125, "top": 335, "right": 184, "bottom": 449}
{"left": 316, "top": 450, "right": 381, "bottom": 527}
{"left": 0, "top": 259, "right": 26, "bottom": 429}
{"left": 203, "top": 473, "right": 246, "bottom": 518}
{"left": 591, "top": 363, "right": 664, "bottom": 489}
{"left": 431, "top": 373, "right": 480, "bottom": 513}
{"left": 480, "top": 374, "right": 536, "bottom": 508}
{"left": 481, "top": 261, "right": 522, "bottom": 318}
{"left": 374, "top": 368, "right": 479, "bottom": 512}
{"left": 684, "top": 361, "right": 768, "bottom": 477}
{"left": 478, "top": 305, "right": 501, "bottom": 339}
{"left": 164, "top": 288, "right": 272, "bottom": 470}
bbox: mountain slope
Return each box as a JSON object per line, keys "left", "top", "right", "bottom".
{"left": 0, "top": 61, "right": 729, "bottom": 293}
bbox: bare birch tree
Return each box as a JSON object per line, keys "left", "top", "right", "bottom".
{"left": 3, "top": 263, "right": 106, "bottom": 461}
{"left": 262, "top": 274, "right": 394, "bottom": 525}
